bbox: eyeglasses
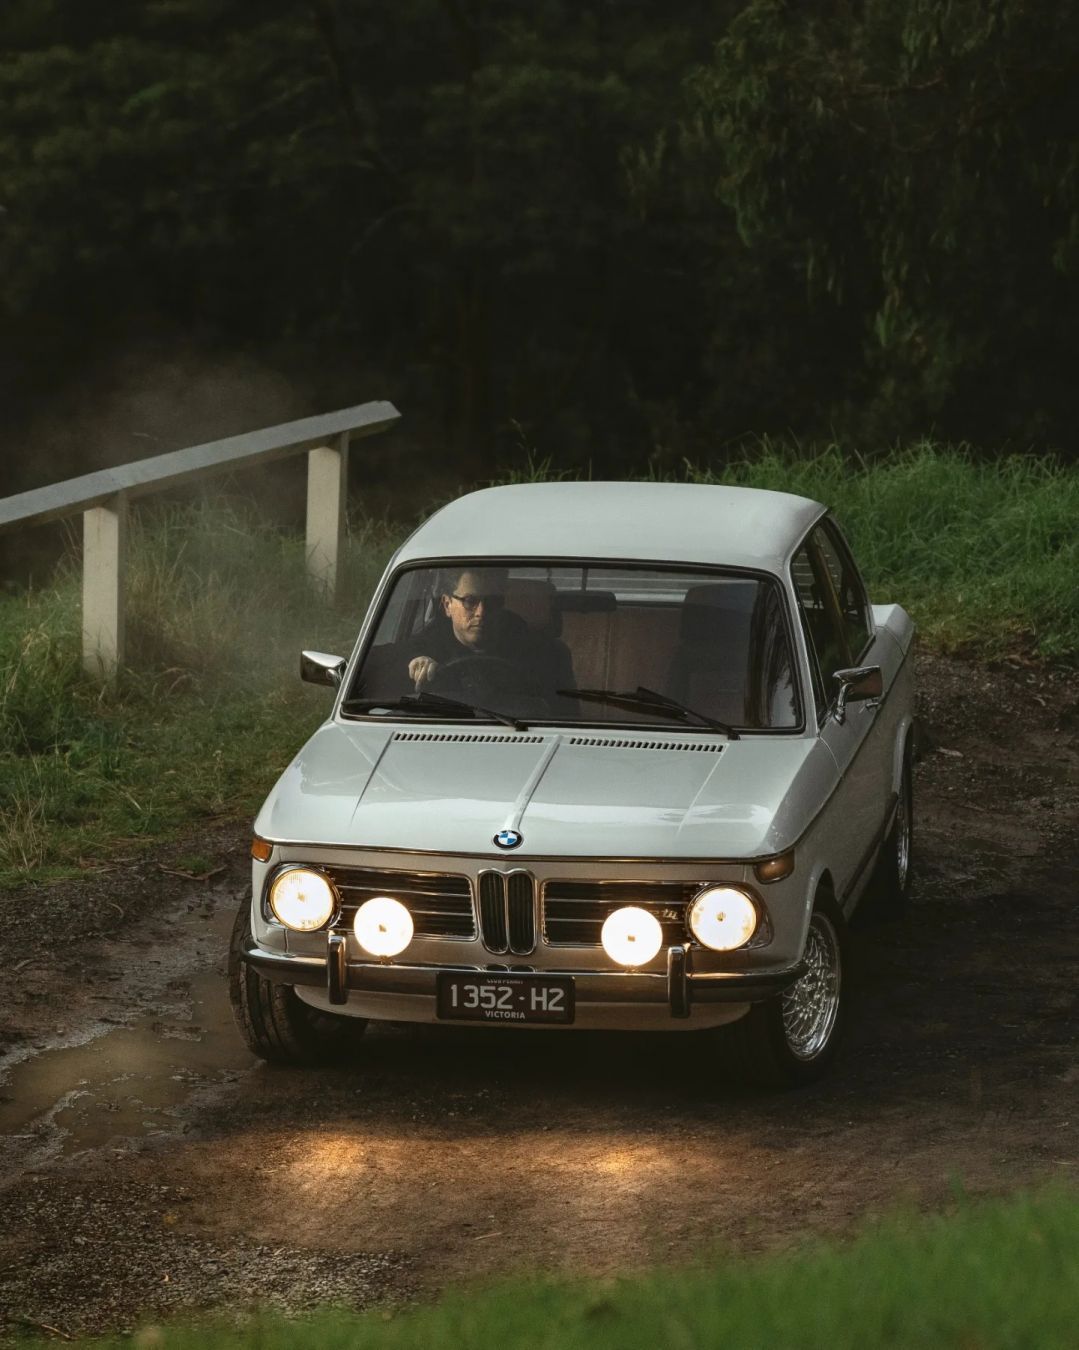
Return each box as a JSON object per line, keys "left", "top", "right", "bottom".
{"left": 449, "top": 592, "right": 504, "bottom": 613}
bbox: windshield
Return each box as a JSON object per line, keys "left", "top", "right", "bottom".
{"left": 346, "top": 563, "right": 801, "bottom": 731}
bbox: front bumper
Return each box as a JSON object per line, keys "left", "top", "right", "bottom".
{"left": 243, "top": 936, "right": 804, "bottom": 1022}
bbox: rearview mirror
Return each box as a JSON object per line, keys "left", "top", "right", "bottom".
{"left": 832, "top": 665, "right": 882, "bottom": 724}
{"left": 300, "top": 650, "right": 346, "bottom": 688}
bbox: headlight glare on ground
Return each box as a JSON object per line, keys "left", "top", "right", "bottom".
{"left": 601, "top": 906, "right": 663, "bottom": 967}
{"left": 354, "top": 896, "right": 414, "bottom": 958}
{"left": 688, "top": 886, "right": 758, "bottom": 951}
{"left": 268, "top": 867, "right": 336, "bottom": 932}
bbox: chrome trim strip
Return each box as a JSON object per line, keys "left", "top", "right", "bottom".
{"left": 260, "top": 841, "right": 787, "bottom": 865}
{"left": 242, "top": 944, "right": 804, "bottom": 1005}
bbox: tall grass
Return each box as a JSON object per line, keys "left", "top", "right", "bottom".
{"left": 65, "top": 1186, "right": 1079, "bottom": 1349}
{"left": 0, "top": 502, "right": 401, "bottom": 883}
{"left": 685, "top": 440, "right": 1078, "bottom": 661}
{"left": 0, "top": 445, "right": 1074, "bottom": 884}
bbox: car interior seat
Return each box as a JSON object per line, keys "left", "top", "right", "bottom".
{"left": 667, "top": 582, "right": 757, "bottom": 726}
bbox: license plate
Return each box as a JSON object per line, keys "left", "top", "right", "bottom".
{"left": 436, "top": 973, "right": 575, "bottom": 1025}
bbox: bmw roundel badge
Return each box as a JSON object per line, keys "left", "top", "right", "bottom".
{"left": 494, "top": 828, "right": 523, "bottom": 850}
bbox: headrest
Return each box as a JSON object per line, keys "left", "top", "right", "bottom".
{"left": 679, "top": 582, "right": 757, "bottom": 644}
{"left": 505, "top": 578, "right": 559, "bottom": 634}
{"left": 557, "top": 591, "right": 617, "bottom": 614}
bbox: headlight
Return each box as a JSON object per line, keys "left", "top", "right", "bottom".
{"left": 688, "top": 886, "right": 758, "bottom": 951}
{"left": 268, "top": 867, "right": 336, "bottom": 932}
{"left": 353, "top": 896, "right": 414, "bottom": 958}
{"left": 600, "top": 906, "right": 663, "bottom": 968}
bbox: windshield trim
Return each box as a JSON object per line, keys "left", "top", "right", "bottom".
{"left": 337, "top": 555, "right": 807, "bottom": 737}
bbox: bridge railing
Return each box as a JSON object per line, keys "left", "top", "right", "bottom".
{"left": 0, "top": 399, "right": 400, "bottom": 679}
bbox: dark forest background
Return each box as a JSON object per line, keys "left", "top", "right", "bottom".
{"left": 2, "top": 0, "right": 1077, "bottom": 504}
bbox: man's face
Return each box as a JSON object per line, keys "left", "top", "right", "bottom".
{"left": 441, "top": 570, "right": 503, "bottom": 648}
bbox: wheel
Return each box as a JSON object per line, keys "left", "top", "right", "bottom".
{"left": 873, "top": 738, "right": 914, "bottom": 914}
{"left": 727, "top": 890, "right": 848, "bottom": 1087}
{"left": 228, "top": 899, "right": 366, "bottom": 1065}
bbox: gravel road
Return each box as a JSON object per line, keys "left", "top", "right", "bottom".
{"left": 1, "top": 651, "right": 1076, "bottom": 1343}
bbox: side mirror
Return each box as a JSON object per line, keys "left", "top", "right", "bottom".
{"left": 832, "top": 665, "right": 882, "bottom": 724}
{"left": 300, "top": 650, "right": 346, "bottom": 689}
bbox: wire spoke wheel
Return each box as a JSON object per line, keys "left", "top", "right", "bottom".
{"left": 781, "top": 911, "right": 842, "bottom": 1061}
{"left": 895, "top": 773, "right": 911, "bottom": 892}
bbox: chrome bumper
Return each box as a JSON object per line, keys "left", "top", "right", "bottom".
{"left": 243, "top": 939, "right": 804, "bottom": 1020}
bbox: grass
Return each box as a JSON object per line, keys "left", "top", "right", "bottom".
{"left": 0, "top": 501, "right": 399, "bottom": 885}
{"left": 0, "top": 444, "right": 1074, "bottom": 886}
{"left": 59, "top": 1186, "right": 1079, "bottom": 1348}
{"left": 680, "top": 440, "right": 1079, "bottom": 662}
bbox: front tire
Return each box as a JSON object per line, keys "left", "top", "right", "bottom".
{"left": 873, "top": 739, "right": 914, "bottom": 915}
{"left": 228, "top": 900, "right": 366, "bottom": 1065}
{"left": 728, "top": 890, "right": 848, "bottom": 1088}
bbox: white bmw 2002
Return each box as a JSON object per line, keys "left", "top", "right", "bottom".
{"left": 230, "top": 482, "right": 914, "bottom": 1085}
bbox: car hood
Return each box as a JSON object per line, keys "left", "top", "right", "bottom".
{"left": 255, "top": 721, "right": 836, "bottom": 860}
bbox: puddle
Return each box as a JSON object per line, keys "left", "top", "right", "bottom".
{"left": 0, "top": 903, "right": 254, "bottom": 1174}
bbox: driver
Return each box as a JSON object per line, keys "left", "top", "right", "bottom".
{"left": 403, "top": 566, "right": 575, "bottom": 703}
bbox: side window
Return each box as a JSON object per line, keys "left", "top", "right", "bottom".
{"left": 798, "top": 606, "right": 826, "bottom": 714}
{"left": 814, "top": 522, "right": 872, "bottom": 661}
{"left": 791, "top": 545, "right": 835, "bottom": 711}
{"left": 744, "top": 582, "right": 800, "bottom": 728}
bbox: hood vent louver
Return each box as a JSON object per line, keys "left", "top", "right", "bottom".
{"left": 568, "top": 736, "right": 725, "bottom": 754}
{"left": 392, "top": 731, "right": 546, "bottom": 745}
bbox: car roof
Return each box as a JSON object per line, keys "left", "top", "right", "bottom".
{"left": 396, "top": 481, "right": 826, "bottom": 572}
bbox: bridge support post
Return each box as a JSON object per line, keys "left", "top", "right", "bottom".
{"left": 82, "top": 492, "right": 128, "bottom": 680}
{"left": 306, "top": 433, "right": 350, "bottom": 601}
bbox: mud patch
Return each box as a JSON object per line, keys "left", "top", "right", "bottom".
{"left": 0, "top": 651, "right": 1076, "bottom": 1343}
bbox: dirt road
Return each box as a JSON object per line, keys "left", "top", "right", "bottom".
{"left": 1, "top": 652, "right": 1076, "bottom": 1343}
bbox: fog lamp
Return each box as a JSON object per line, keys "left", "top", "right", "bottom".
{"left": 354, "top": 896, "right": 414, "bottom": 958}
{"left": 688, "top": 886, "right": 758, "bottom": 951}
{"left": 268, "top": 867, "right": 336, "bottom": 932}
{"left": 600, "top": 906, "right": 663, "bottom": 968}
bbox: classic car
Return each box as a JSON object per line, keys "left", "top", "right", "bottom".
{"left": 229, "top": 481, "right": 914, "bottom": 1085}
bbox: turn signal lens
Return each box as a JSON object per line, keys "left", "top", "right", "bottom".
{"left": 688, "top": 886, "right": 758, "bottom": 951}
{"left": 353, "top": 896, "right": 414, "bottom": 958}
{"left": 268, "top": 867, "right": 336, "bottom": 931}
{"left": 754, "top": 851, "right": 794, "bottom": 884}
{"left": 251, "top": 837, "right": 273, "bottom": 863}
{"left": 600, "top": 906, "right": 663, "bottom": 968}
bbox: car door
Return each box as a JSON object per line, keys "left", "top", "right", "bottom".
{"left": 791, "top": 524, "right": 891, "bottom": 906}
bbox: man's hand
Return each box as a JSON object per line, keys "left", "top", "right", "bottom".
{"left": 408, "top": 655, "right": 439, "bottom": 690}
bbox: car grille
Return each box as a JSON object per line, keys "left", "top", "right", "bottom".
{"left": 542, "top": 880, "right": 698, "bottom": 947}
{"left": 324, "top": 865, "right": 476, "bottom": 940}
{"left": 478, "top": 871, "right": 536, "bottom": 955}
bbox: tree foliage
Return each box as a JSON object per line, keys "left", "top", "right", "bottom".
{"left": 0, "top": 0, "right": 1075, "bottom": 493}
{"left": 685, "top": 0, "right": 1079, "bottom": 444}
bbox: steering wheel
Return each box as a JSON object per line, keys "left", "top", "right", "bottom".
{"left": 427, "top": 654, "right": 550, "bottom": 709}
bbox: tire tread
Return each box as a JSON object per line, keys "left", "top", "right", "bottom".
{"left": 228, "top": 901, "right": 365, "bottom": 1065}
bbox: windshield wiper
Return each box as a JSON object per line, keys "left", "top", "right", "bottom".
{"left": 557, "top": 685, "right": 739, "bottom": 738}
{"left": 340, "top": 691, "right": 529, "bottom": 732}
